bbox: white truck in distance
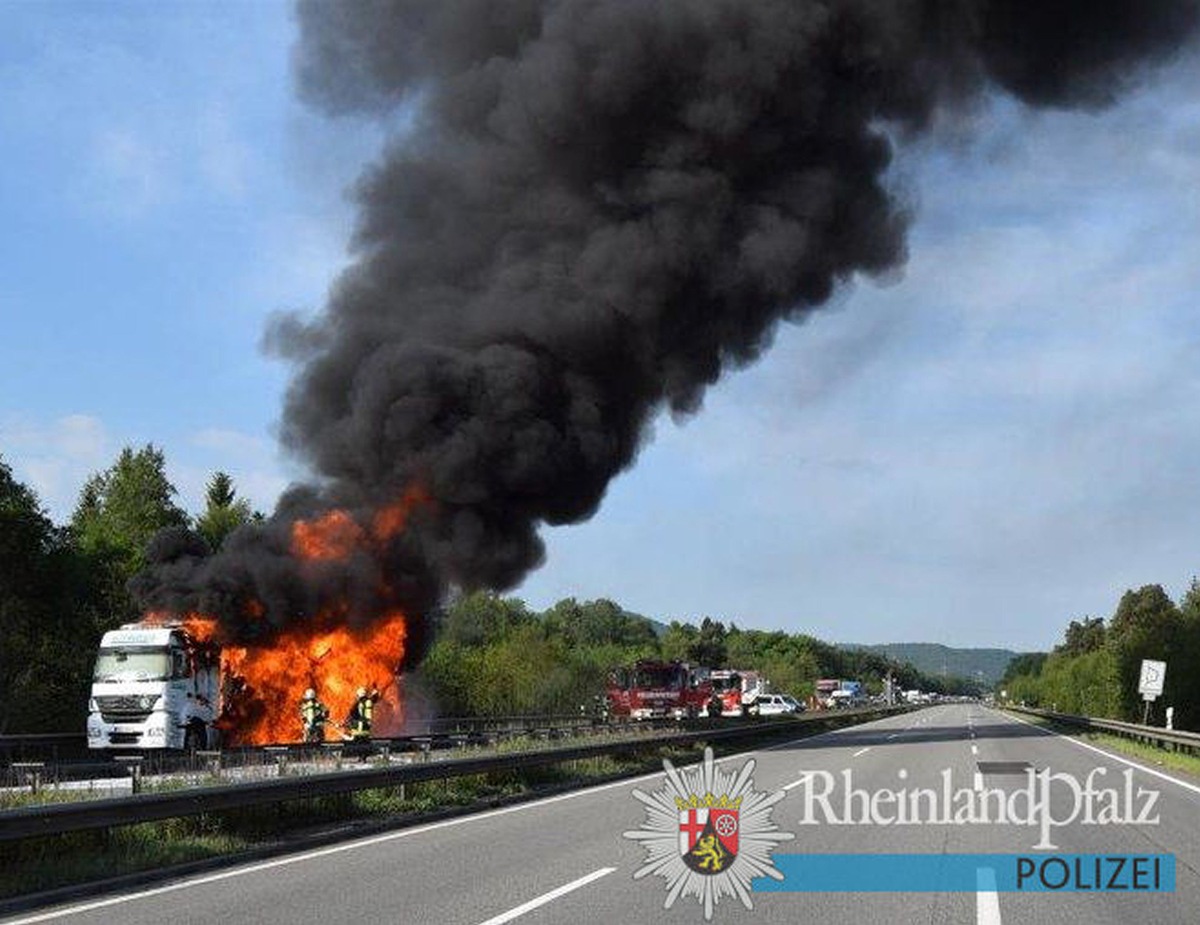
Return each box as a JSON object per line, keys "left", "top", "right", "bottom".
{"left": 86, "top": 623, "right": 221, "bottom": 751}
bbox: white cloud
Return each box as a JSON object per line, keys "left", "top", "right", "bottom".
{"left": 0, "top": 413, "right": 114, "bottom": 519}
{"left": 178, "top": 427, "right": 293, "bottom": 516}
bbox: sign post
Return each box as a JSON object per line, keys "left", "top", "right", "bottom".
{"left": 1137, "top": 659, "right": 1167, "bottom": 725}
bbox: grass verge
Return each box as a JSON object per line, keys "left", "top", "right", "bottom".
{"left": 1009, "top": 710, "right": 1200, "bottom": 779}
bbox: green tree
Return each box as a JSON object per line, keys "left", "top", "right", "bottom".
{"left": 439, "top": 590, "right": 533, "bottom": 647}
{"left": 660, "top": 621, "right": 698, "bottom": 661}
{"left": 542, "top": 597, "right": 658, "bottom": 650}
{"left": 1167, "top": 579, "right": 1200, "bottom": 729}
{"left": 1106, "top": 585, "right": 1182, "bottom": 722}
{"left": 0, "top": 457, "right": 96, "bottom": 732}
{"left": 1057, "top": 617, "right": 1106, "bottom": 656}
{"left": 70, "top": 444, "right": 189, "bottom": 622}
{"left": 1001, "top": 652, "right": 1048, "bottom": 685}
{"left": 196, "top": 471, "right": 253, "bottom": 550}
{"left": 688, "top": 617, "right": 728, "bottom": 666}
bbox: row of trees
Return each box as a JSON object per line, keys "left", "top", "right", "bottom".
{"left": 419, "top": 592, "right": 983, "bottom": 717}
{"left": 1001, "top": 582, "right": 1200, "bottom": 729}
{"left": 0, "top": 447, "right": 256, "bottom": 732}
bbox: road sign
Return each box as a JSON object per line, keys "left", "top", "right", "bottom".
{"left": 1138, "top": 659, "right": 1166, "bottom": 700}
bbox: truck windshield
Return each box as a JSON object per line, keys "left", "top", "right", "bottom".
{"left": 633, "top": 667, "right": 683, "bottom": 690}
{"left": 93, "top": 647, "right": 171, "bottom": 682}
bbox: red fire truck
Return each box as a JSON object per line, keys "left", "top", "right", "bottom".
{"left": 606, "top": 660, "right": 713, "bottom": 720}
{"left": 707, "top": 669, "right": 767, "bottom": 717}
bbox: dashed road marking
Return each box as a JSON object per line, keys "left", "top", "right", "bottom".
{"left": 475, "top": 867, "right": 616, "bottom": 925}
{"left": 976, "top": 867, "right": 1002, "bottom": 924}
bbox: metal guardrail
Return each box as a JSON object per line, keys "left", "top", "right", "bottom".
{"left": 2, "top": 716, "right": 684, "bottom": 787}
{"left": 0, "top": 714, "right": 606, "bottom": 768}
{"left": 0, "top": 734, "right": 89, "bottom": 763}
{"left": 0, "top": 706, "right": 912, "bottom": 843}
{"left": 1006, "top": 705, "right": 1200, "bottom": 753}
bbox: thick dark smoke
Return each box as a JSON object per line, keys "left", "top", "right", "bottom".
{"left": 133, "top": 0, "right": 1198, "bottom": 643}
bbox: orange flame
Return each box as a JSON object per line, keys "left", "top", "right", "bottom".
{"left": 290, "top": 486, "right": 431, "bottom": 563}
{"left": 149, "top": 489, "right": 432, "bottom": 744}
{"left": 372, "top": 484, "right": 430, "bottom": 542}
{"left": 184, "top": 611, "right": 407, "bottom": 745}
{"left": 291, "top": 509, "right": 366, "bottom": 562}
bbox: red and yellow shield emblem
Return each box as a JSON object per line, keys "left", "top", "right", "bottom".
{"left": 679, "top": 804, "right": 739, "bottom": 874}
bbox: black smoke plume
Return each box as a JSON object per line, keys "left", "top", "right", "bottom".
{"left": 133, "top": 0, "right": 1198, "bottom": 643}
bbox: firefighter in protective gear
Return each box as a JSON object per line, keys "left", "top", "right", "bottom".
{"left": 299, "top": 688, "right": 329, "bottom": 743}
{"left": 345, "top": 686, "right": 380, "bottom": 741}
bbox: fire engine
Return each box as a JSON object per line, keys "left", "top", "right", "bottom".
{"left": 707, "top": 669, "right": 768, "bottom": 717}
{"left": 606, "top": 660, "right": 713, "bottom": 720}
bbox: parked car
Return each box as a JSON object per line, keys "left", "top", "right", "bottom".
{"left": 755, "top": 694, "right": 803, "bottom": 716}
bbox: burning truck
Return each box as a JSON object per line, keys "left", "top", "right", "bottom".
{"left": 101, "top": 495, "right": 419, "bottom": 750}
{"left": 87, "top": 610, "right": 408, "bottom": 750}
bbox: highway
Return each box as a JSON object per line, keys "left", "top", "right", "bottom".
{"left": 6, "top": 704, "right": 1199, "bottom": 924}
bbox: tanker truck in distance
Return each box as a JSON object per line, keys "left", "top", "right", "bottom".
{"left": 86, "top": 623, "right": 221, "bottom": 751}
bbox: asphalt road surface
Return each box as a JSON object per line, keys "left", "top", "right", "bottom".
{"left": 7, "top": 704, "right": 1199, "bottom": 924}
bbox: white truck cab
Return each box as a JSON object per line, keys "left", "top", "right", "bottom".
{"left": 86, "top": 623, "right": 221, "bottom": 751}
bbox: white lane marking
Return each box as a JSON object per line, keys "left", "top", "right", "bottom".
{"left": 852, "top": 747, "right": 871, "bottom": 758}
{"left": 971, "top": 744, "right": 979, "bottom": 756}
{"left": 976, "top": 867, "right": 1002, "bottom": 925}
{"left": 475, "top": 867, "right": 615, "bottom": 925}
{"left": 1002, "top": 709, "right": 1200, "bottom": 798}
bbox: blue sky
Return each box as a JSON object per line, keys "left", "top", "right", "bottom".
{"left": 3, "top": 3, "right": 1198, "bottom": 650}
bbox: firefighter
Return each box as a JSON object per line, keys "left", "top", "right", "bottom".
{"left": 299, "top": 688, "right": 329, "bottom": 743}
{"left": 345, "top": 686, "right": 380, "bottom": 741}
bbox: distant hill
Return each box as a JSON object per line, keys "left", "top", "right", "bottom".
{"left": 839, "top": 643, "right": 1019, "bottom": 685}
